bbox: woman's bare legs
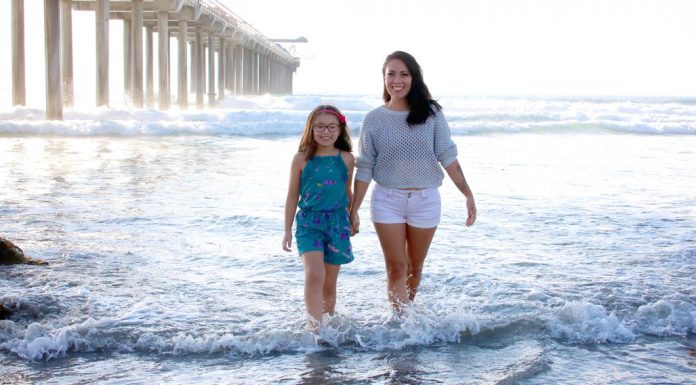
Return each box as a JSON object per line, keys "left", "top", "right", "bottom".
{"left": 374, "top": 223, "right": 409, "bottom": 310}
{"left": 375, "top": 223, "right": 437, "bottom": 311}
{"left": 405, "top": 225, "right": 437, "bottom": 301}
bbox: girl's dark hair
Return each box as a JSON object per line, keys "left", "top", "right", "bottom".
{"left": 298, "top": 104, "right": 352, "bottom": 160}
{"left": 382, "top": 51, "right": 441, "bottom": 125}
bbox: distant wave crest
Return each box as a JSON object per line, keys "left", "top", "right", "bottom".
{"left": 1, "top": 95, "right": 695, "bottom": 136}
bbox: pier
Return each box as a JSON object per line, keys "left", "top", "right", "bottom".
{"left": 10, "top": 0, "right": 301, "bottom": 119}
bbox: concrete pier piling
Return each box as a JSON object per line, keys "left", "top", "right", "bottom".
{"left": 157, "top": 10, "right": 169, "bottom": 110}
{"left": 207, "top": 32, "right": 215, "bottom": 107}
{"left": 131, "top": 0, "right": 144, "bottom": 107}
{"left": 195, "top": 25, "right": 204, "bottom": 109}
{"left": 177, "top": 16, "right": 188, "bottom": 109}
{"left": 11, "top": 0, "right": 300, "bottom": 119}
{"left": 11, "top": 0, "right": 26, "bottom": 106}
{"left": 218, "top": 38, "right": 225, "bottom": 102}
{"left": 44, "top": 0, "right": 63, "bottom": 120}
{"left": 61, "top": 0, "right": 74, "bottom": 106}
{"left": 146, "top": 25, "right": 154, "bottom": 108}
{"left": 96, "top": 0, "right": 109, "bottom": 106}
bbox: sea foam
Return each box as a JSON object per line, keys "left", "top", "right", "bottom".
{"left": 1, "top": 95, "right": 695, "bottom": 137}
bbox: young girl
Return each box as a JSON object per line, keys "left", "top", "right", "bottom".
{"left": 282, "top": 104, "right": 355, "bottom": 331}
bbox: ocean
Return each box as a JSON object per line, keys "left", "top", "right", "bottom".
{"left": 1, "top": 94, "right": 695, "bottom": 384}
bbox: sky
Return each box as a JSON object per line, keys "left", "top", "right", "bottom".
{"left": 225, "top": 0, "right": 696, "bottom": 97}
{"left": 1, "top": 0, "right": 696, "bottom": 106}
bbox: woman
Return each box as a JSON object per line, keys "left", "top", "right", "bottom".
{"left": 350, "top": 51, "right": 476, "bottom": 312}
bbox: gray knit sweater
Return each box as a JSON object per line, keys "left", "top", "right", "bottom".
{"left": 355, "top": 105, "right": 458, "bottom": 189}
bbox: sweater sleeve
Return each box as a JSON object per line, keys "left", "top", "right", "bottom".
{"left": 434, "top": 109, "right": 458, "bottom": 168}
{"left": 355, "top": 116, "right": 376, "bottom": 183}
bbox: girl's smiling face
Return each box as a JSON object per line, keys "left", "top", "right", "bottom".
{"left": 312, "top": 112, "right": 340, "bottom": 150}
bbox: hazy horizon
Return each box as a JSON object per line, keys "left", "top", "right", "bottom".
{"left": 2, "top": 0, "right": 696, "bottom": 109}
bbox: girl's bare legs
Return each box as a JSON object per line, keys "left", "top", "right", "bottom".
{"left": 301, "top": 251, "right": 325, "bottom": 330}
{"left": 405, "top": 225, "right": 437, "bottom": 301}
{"left": 322, "top": 263, "right": 341, "bottom": 315}
{"left": 374, "top": 223, "right": 409, "bottom": 311}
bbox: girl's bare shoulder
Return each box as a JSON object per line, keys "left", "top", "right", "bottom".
{"left": 291, "top": 151, "right": 307, "bottom": 169}
{"left": 340, "top": 151, "right": 355, "bottom": 167}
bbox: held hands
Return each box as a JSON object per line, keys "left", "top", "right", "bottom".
{"left": 466, "top": 195, "right": 477, "bottom": 227}
{"left": 349, "top": 210, "right": 360, "bottom": 236}
{"left": 282, "top": 229, "right": 292, "bottom": 251}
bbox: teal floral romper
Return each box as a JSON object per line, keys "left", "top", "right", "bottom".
{"left": 295, "top": 152, "right": 354, "bottom": 265}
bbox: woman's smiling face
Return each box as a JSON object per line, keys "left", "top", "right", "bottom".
{"left": 384, "top": 58, "right": 412, "bottom": 102}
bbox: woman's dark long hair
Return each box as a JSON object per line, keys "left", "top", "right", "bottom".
{"left": 382, "top": 51, "right": 441, "bottom": 125}
{"left": 298, "top": 104, "right": 352, "bottom": 160}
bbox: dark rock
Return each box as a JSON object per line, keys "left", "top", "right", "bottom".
{"left": 0, "top": 303, "right": 11, "bottom": 320}
{"left": 0, "top": 237, "right": 27, "bottom": 263}
{"left": 0, "top": 237, "right": 48, "bottom": 265}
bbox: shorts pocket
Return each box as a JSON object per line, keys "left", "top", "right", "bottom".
{"left": 422, "top": 188, "right": 441, "bottom": 202}
{"left": 371, "top": 187, "right": 389, "bottom": 202}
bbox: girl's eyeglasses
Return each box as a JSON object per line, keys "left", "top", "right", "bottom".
{"left": 313, "top": 124, "right": 340, "bottom": 133}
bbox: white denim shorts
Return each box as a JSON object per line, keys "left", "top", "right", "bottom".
{"left": 370, "top": 184, "right": 441, "bottom": 228}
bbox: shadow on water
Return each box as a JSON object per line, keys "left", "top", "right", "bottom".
{"left": 298, "top": 347, "right": 431, "bottom": 385}
{"left": 372, "top": 349, "right": 432, "bottom": 385}
{"left": 298, "top": 350, "right": 348, "bottom": 385}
